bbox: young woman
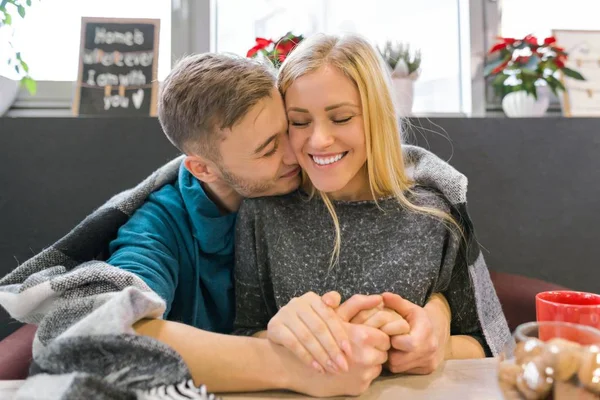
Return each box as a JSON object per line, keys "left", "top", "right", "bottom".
{"left": 233, "top": 33, "right": 510, "bottom": 376}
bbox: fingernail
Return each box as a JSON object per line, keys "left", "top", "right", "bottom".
{"left": 340, "top": 340, "right": 352, "bottom": 355}
{"left": 311, "top": 360, "right": 324, "bottom": 374}
{"left": 336, "top": 353, "right": 349, "bottom": 372}
{"left": 327, "top": 359, "right": 339, "bottom": 373}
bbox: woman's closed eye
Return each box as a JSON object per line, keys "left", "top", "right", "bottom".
{"left": 332, "top": 116, "right": 353, "bottom": 124}
{"left": 290, "top": 120, "right": 310, "bottom": 127}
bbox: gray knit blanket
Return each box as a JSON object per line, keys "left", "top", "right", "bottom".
{"left": 0, "top": 156, "right": 219, "bottom": 399}
{"left": 0, "top": 145, "right": 511, "bottom": 399}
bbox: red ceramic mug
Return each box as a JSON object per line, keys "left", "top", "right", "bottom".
{"left": 536, "top": 290, "right": 600, "bottom": 341}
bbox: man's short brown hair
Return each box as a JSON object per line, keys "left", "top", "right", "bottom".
{"left": 158, "top": 53, "right": 277, "bottom": 158}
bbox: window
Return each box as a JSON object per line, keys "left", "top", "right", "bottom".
{"left": 500, "top": 0, "right": 599, "bottom": 39}
{"left": 0, "top": 0, "right": 172, "bottom": 82}
{"left": 0, "top": 0, "right": 171, "bottom": 82}
{"left": 483, "top": 0, "right": 600, "bottom": 113}
{"left": 215, "top": 0, "right": 466, "bottom": 115}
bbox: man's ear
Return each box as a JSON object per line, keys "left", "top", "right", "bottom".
{"left": 184, "top": 155, "right": 220, "bottom": 183}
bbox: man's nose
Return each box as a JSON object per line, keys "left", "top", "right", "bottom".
{"left": 281, "top": 133, "right": 298, "bottom": 165}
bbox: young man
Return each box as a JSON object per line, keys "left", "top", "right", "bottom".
{"left": 108, "top": 53, "right": 453, "bottom": 396}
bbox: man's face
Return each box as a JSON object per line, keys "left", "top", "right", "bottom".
{"left": 215, "top": 87, "right": 301, "bottom": 198}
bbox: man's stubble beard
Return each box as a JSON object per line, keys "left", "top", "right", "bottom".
{"left": 218, "top": 162, "right": 276, "bottom": 198}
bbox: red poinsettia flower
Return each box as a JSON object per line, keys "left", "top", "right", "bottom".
{"left": 275, "top": 40, "right": 298, "bottom": 56}
{"left": 524, "top": 34, "right": 539, "bottom": 46}
{"left": 247, "top": 37, "right": 273, "bottom": 57}
{"left": 544, "top": 36, "right": 557, "bottom": 45}
{"left": 515, "top": 56, "right": 530, "bottom": 64}
{"left": 247, "top": 32, "right": 304, "bottom": 67}
{"left": 488, "top": 37, "right": 517, "bottom": 54}
{"left": 553, "top": 46, "right": 567, "bottom": 56}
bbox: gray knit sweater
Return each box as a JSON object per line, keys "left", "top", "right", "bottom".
{"left": 233, "top": 146, "right": 512, "bottom": 357}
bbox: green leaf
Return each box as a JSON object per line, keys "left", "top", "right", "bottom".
{"left": 16, "top": 51, "right": 21, "bottom": 60}
{"left": 555, "top": 78, "right": 566, "bottom": 92}
{"left": 523, "top": 81, "right": 537, "bottom": 99}
{"left": 17, "top": 4, "right": 25, "bottom": 17}
{"left": 547, "top": 75, "right": 566, "bottom": 92}
{"left": 546, "top": 81, "right": 559, "bottom": 97}
{"left": 21, "top": 76, "right": 36, "bottom": 95}
{"left": 14, "top": 64, "right": 19, "bottom": 74}
{"left": 26, "top": 0, "right": 31, "bottom": 6}
{"left": 521, "top": 68, "right": 538, "bottom": 78}
{"left": 484, "top": 55, "right": 509, "bottom": 76}
{"left": 562, "top": 67, "right": 585, "bottom": 80}
{"left": 492, "top": 72, "right": 509, "bottom": 86}
{"left": 20, "top": 59, "right": 28, "bottom": 72}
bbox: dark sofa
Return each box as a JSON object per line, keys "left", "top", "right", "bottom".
{"left": 1, "top": 116, "right": 599, "bottom": 342}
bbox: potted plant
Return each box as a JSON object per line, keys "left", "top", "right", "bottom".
{"left": 0, "top": 0, "right": 36, "bottom": 116}
{"left": 485, "top": 34, "right": 585, "bottom": 117}
{"left": 247, "top": 32, "right": 304, "bottom": 69}
{"left": 377, "top": 41, "right": 421, "bottom": 117}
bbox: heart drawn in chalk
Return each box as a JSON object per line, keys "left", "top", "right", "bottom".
{"left": 132, "top": 89, "right": 144, "bottom": 109}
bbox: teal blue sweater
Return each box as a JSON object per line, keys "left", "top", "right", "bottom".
{"left": 107, "top": 164, "right": 237, "bottom": 333}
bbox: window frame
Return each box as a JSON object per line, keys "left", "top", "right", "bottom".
{"left": 10, "top": 0, "right": 540, "bottom": 117}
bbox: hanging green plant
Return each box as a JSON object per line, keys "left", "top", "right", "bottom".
{"left": 1, "top": 0, "right": 37, "bottom": 94}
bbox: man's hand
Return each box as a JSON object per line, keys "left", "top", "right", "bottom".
{"left": 265, "top": 291, "right": 383, "bottom": 374}
{"left": 381, "top": 292, "right": 450, "bottom": 374}
{"left": 286, "top": 321, "right": 390, "bottom": 397}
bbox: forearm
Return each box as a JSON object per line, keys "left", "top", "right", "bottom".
{"left": 134, "top": 319, "right": 291, "bottom": 393}
{"left": 423, "top": 293, "right": 451, "bottom": 359}
{"left": 446, "top": 335, "right": 486, "bottom": 359}
{"left": 423, "top": 294, "right": 485, "bottom": 360}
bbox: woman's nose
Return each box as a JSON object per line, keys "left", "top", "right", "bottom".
{"left": 309, "top": 124, "right": 335, "bottom": 149}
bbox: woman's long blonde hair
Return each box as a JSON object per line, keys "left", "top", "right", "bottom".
{"left": 278, "top": 34, "right": 461, "bottom": 268}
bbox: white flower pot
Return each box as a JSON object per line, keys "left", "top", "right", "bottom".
{"left": 0, "top": 75, "right": 19, "bottom": 116}
{"left": 502, "top": 90, "right": 549, "bottom": 118}
{"left": 391, "top": 77, "right": 415, "bottom": 117}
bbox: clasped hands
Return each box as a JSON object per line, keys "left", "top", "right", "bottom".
{"left": 265, "top": 291, "right": 447, "bottom": 379}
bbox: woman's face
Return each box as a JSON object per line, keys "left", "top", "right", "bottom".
{"left": 285, "top": 65, "right": 369, "bottom": 200}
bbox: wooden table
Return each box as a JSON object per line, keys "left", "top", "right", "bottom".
{"left": 223, "top": 358, "right": 504, "bottom": 399}
{"left": 0, "top": 359, "right": 504, "bottom": 400}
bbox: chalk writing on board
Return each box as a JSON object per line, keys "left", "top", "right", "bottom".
{"left": 73, "top": 18, "right": 160, "bottom": 116}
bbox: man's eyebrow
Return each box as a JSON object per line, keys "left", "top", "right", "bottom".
{"left": 253, "top": 133, "right": 279, "bottom": 155}
{"left": 324, "top": 102, "right": 360, "bottom": 111}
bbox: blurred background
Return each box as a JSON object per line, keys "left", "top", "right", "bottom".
{"left": 1, "top": 0, "right": 598, "bottom": 117}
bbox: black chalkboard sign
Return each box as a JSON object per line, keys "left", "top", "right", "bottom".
{"left": 73, "top": 17, "right": 160, "bottom": 116}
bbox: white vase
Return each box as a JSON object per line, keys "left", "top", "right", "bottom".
{"left": 391, "top": 77, "right": 415, "bottom": 117}
{"left": 501, "top": 90, "right": 549, "bottom": 118}
{"left": 0, "top": 75, "right": 19, "bottom": 116}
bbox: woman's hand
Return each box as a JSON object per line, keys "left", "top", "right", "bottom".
{"left": 381, "top": 292, "right": 450, "bottom": 374}
{"left": 265, "top": 291, "right": 383, "bottom": 374}
{"left": 349, "top": 306, "right": 410, "bottom": 337}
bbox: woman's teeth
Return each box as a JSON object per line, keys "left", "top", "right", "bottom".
{"left": 311, "top": 152, "right": 346, "bottom": 166}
